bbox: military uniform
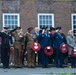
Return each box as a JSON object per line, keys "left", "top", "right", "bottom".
{"left": 38, "top": 31, "right": 52, "bottom": 68}
{"left": 10, "top": 27, "right": 24, "bottom": 68}
{"left": 0, "top": 28, "right": 13, "bottom": 68}
{"left": 52, "top": 27, "right": 66, "bottom": 68}
{"left": 25, "top": 27, "right": 37, "bottom": 68}
{"left": 25, "top": 33, "right": 37, "bottom": 67}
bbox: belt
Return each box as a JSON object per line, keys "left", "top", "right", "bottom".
{"left": 28, "top": 40, "right": 34, "bottom": 42}
{"left": 15, "top": 40, "right": 20, "bottom": 42}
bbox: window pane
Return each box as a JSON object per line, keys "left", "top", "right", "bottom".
{"left": 40, "top": 20, "right": 42, "bottom": 25}
{"left": 12, "top": 21, "right": 14, "bottom": 24}
{"left": 39, "top": 15, "right": 42, "bottom": 19}
{"left": 46, "top": 16, "right": 49, "bottom": 20}
{"left": 8, "top": 15, "right": 11, "bottom": 19}
{"left": 73, "top": 16, "right": 76, "bottom": 20}
{"left": 43, "top": 16, "right": 45, "bottom": 20}
{"left": 4, "top": 15, "right": 8, "bottom": 19}
{"left": 73, "top": 30, "right": 76, "bottom": 33}
{"left": 43, "top": 20, "right": 45, "bottom": 25}
{"left": 12, "top": 25, "right": 14, "bottom": 29}
{"left": 46, "top": 20, "right": 48, "bottom": 25}
{"left": 73, "top": 21, "right": 76, "bottom": 25}
{"left": 11, "top": 15, "right": 14, "bottom": 19}
{"left": 15, "top": 21, "right": 18, "bottom": 24}
{"left": 8, "top": 21, "right": 11, "bottom": 24}
{"left": 73, "top": 25, "right": 76, "bottom": 29}
{"left": 49, "top": 16, "right": 52, "bottom": 20}
{"left": 49, "top": 21, "right": 52, "bottom": 24}
{"left": 15, "top": 15, "right": 17, "bottom": 19}
{"left": 5, "top": 20, "right": 7, "bottom": 25}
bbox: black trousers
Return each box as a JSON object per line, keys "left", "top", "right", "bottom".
{"left": 70, "top": 56, "right": 76, "bottom": 67}
{"left": 1, "top": 47, "right": 10, "bottom": 67}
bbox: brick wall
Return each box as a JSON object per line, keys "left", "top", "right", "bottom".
{"left": 0, "top": 0, "right": 76, "bottom": 35}
{"left": 0, "top": 1, "right": 2, "bottom": 30}
{"left": 0, "top": 0, "right": 20, "bottom": 30}
{"left": 20, "top": 0, "right": 37, "bottom": 33}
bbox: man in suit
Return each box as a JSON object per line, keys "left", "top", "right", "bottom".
{"left": 52, "top": 27, "right": 66, "bottom": 68}
{"left": 0, "top": 26, "right": 13, "bottom": 69}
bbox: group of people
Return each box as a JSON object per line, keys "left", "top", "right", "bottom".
{"left": 0, "top": 26, "right": 76, "bottom": 69}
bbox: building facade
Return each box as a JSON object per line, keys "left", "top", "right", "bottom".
{"left": 0, "top": 0, "right": 76, "bottom": 35}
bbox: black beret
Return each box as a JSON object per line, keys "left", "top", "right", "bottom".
{"left": 16, "top": 27, "right": 21, "bottom": 30}
{"left": 56, "top": 27, "right": 61, "bottom": 30}
{"left": 3, "top": 26, "right": 9, "bottom": 29}
{"left": 50, "top": 27, "right": 55, "bottom": 31}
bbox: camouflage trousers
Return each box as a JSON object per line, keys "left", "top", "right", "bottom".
{"left": 27, "top": 48, "right": 35, "bottom": 67}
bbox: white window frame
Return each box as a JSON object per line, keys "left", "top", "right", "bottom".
{"left": 38, "top": 13, "right": 54, "bottom": 29}
{"left": 71, "top": 14, "right": 76, "bottom": 36}
{"left": 3, "top": 13, "right": 20, "bottom": 30}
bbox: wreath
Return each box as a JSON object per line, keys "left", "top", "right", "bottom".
{"left": 60, "top": 44, "right": 68, "bottom": 53}
{"left": 31, "top": 42, "right": 41, "bottom": 52}
{"left": 72, "top": 48, "right": 76, "bottom": 57}
{"left": 44, "top": 46, "right": 54, "bottom": 56}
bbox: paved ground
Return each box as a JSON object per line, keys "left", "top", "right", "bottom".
{"left": 0, "top": 67, "right": 76, "bottom": 75}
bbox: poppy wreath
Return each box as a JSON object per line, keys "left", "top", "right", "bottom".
{"left": 8, "top": 47, "right": 14, "bottom": 56}
{"left": 60, "top": 43, "right": 68, "bottom": 53}
{"left": 72, "top": 48, "right": 76, "bottom": 57}
{"left": 44, "top": 46, "right": 54, "bottom": 56}
{"left": 31, "top": 42, "right": 41, "bottom": 52}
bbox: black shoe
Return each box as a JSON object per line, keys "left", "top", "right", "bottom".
{"left": 56, "top": 66, "right": 59, "bottom": 68}
{"left": 42, "top": 66, "right": 45, "bottom": 68}
{"left": 71, "top": 66, "right": 74, "bottom": 68}
{"left": 60, "top": 66, "right": 64, "bottom": 68}
{"left": 31, "top": 66, "right": 35, "bottom": 68}
{"left": 17, "top": 66, "right": 22, "bottom": 68}
{"left": 6, "top": 66, "right": 10, "bottom": 69}
{"left": 74, "top": 66, "right": 76, "bottom": 68}
{"left": 45, "top": 66, "right": 49, "bottom": 68}
{"left": 3, "top": 66, "right": 10, "bottom": 69}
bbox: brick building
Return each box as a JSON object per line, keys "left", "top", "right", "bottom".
{"left": 0, "top": 0, "right": 76, "bottom": 35}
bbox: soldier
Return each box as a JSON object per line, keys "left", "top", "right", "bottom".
{"left": 52, "top": 27, "right": 66, "bottom": 68}
{"left": 49, "top": 27, "right": 55, "bottom": 64}
{"left": 38, "top": 28, "right": 52, "bottom": 68}
{"left": 0, "top": 26, "right": 13, "bottom": 69}
{"left": 25, "top": 27, "right": 37, "bottom": 68}
{"left": 10, "top": 27, "right": 24, "bottom": 68}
